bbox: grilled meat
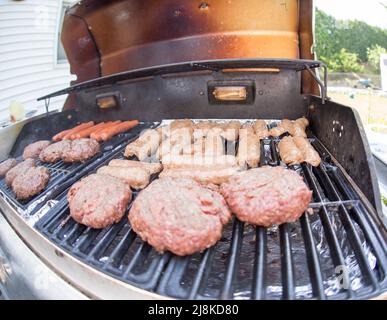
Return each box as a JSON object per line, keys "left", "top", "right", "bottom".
{"left": 237, "top": 127, "right": 260, "bottom": 168}
{"left": 97, "top": 165, "right": 150, "bottom": 189}
{"left": 293, "top": 137, "right": 321, "bottom": 167}
{"left": 160, "top": 166, "right": 242, "bottom": 185}
{"left": 5, "top": 159, "right": 35, "bottom": 186}
{"left": 269, "top": 117, "right": 309, "bottom": 138}
{"left": 11, "top": 166, "right": 50, "bottom": 200}
{"left": 68, "top": 174, "right": 132, "bottom": 229}
{"left": 124, "top": 128, "right": 162, "bottom": 160}
{"left": 39, "top": 140, "right": 71, "bottom": 163}
{"left": 108, "top": 159, "right": 163, "bottom": 175}
{"left": 162, "top": 154, "right": 239, "bottom": 169}
{"left": 128, "top": 177, "right": 231, "bottom": 256}
{"left": 204, "top": 131, "right": 225, "bottom": 156}
{"left": 0, "top": 158, "right": 17, "bottom": 177}
{"left": 278, "top": 136, "right": 304, "bottom": 165}
{"left": 220, "top": 120, "right": 240, "bottom": 141}
{"left": 23, "top": 140, "right": 51, "bottom": 159}
{"left": 220, "top": 166, "right": 312, "bottom": 226}
{"left": 253, "top": 120, "right": 269, "bottom": 139}
{"left": 61, "top": 138, "right": 100, "bottom": 163}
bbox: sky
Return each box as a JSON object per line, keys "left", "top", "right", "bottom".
{"left": 315, "top": 0, "right": 387, "bottom": 29}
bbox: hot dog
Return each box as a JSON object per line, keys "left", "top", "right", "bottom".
{"left": 98, "top": 120, "right": 139, "bottom": 141}
{"left": 52, "top": 122, "right": 94, "bottom": 141}
{"left": 90, "top": 121, "right": 121, "bottom": 141}
{"left": 70, "top": 122, "right": 111, "bottom": 140}
{"left": 61, "top": 121, "right": 95, "bottom": 140}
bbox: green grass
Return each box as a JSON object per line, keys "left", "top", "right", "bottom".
{"left": 382, "top": 195, "right": 387, "bottom": 206}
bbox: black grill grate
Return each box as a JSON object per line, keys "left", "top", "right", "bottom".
{"left": 34, "top": 124, "right": 387, "bottom": 300}
{"left": 0, "top": 122, "right": 158, "bottom": 214}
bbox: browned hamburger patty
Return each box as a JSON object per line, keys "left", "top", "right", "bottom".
{"left": 220, "top": 166, "right": 312, "bottom": 226}
{"left": 5, "top": 159, "right": 35, "bottom": 187}
{"left": 23, "top": 140, "right": 51, "bottom": 159}
{"left": 68, "top": 174, "right": 132, "bottom": 229}
{"left": 11, "top": 166, "right": 50, "bottom": 200}
{"left": 61, "top": 138, "right": 100, "bottom": 163}
{"left": 39, "top": 140, "right": 71, "bottom": 163}
{"left": 128, "top": 177, "right": 232, "bottom": 256}
{"left": 0, "top": 158, "right": 17, "bottom": 177}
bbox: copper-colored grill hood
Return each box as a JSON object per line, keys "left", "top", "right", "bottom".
{"left": 62, "top": 0, "right": 317, "bottom": 94}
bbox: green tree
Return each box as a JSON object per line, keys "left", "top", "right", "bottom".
{"left": 315, "top": 8, "right": 387, "bottom": 73}
{"left": 321, "top": 48, "right": 364, "bottom": 72}
{"left": 367, "top": 44, "right": 387, "bottom": 72}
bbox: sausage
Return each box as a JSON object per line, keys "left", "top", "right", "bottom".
{"left": 237, "top": 132, "right": 260, "bottom": 168}
{"left": 169, "top": 127, "right": 193, "bottom": 146}
{"left": 53, "top": 122, "right": 94, "bottom": 141}
{"left": 97, "top": 166, "right": 150, "bottom": 189}
{"left": 162, "top": 154, "right": 239, "bottom": 169}
{"left": 193, "top": 121, "right": 216, "bottom": 138}
{"left": 204, "top": 132, "right": 225, "bottom": 156}
{"left": 61, "top": 121, "right": 94, "bottom": 140}
{"left": 221, "top": 121, "right": 240, "bottom": 141}
{"left": 270, "top": 118, "right": 308, "bottom": 138}
{"left": 278, "top": 136, "right": 304, "bottom": 165}
{"left": 169, "top": 119, "right": 194, "bottom": 131}
{"left": 108, "top": 159, "right": 163, "bottom": 175}
{"left": 295, "top": 117, "right": 309, "bottom": 129}
{"left": 90, "top": 121, "right": 121, "bottom": 141}
{"left": 70, "top": 122, "right": 110, "bottom": 140}
{"left": 192, "top": 136, "right": 206, "bottom": 155}
{"left": 253, "top": 120, "right": 269, "bottom": 139}
{"left": 269, "top": 125, "right": 287, "bottom": 137}
{"left": 98, "top": 120, "right": 139, "bottom": 141}
{"left": 159, "top": 166, "right": 243, "bottom": 185}
{"left": 293, "top": 137, "right": 321, "bottom": 167}
{"left": 125, "top": 129, "right": 162, "bottom": 160}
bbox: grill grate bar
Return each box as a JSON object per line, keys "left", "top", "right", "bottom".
{"left": 314, "top": 167, "right": 380, "bottom": 291}
{"left": 299, "top": 213, "right": 326, "bottom": 299}
{"left": 302, "top": 164, "right": 354, "bottom": 298}
{"left": 104, "top": 227, "right": 137, "bottom": 271}
{"left": 252, "top": 227, "right": 267, "bottom": 299}
{"left": 188, "top": 248, "right": 216, "bottom": 299}
{"left": 87, "top": 219, "right": 128, "bottom": 262}
{"left": 29, "top": 122, "right": 387, "bottom": 300}
{"left": 279, "top": 224, "right": 295, "bottom": 299}
{"left": 220, "top": 219, "right": 244, "bottom": 299}
{"left": 0, "top": 122, "right": 158, "bottom": 213}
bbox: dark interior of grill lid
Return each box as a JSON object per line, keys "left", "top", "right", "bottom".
{"left": 1, "top": 59, "right": 386, "bottom": 300}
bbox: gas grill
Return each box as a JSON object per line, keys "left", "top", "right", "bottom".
{"left": 0, "top": 0, "right": 386, "bottom": 300}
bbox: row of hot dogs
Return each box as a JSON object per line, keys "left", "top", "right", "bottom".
{"left": 53, "top": 120, "right": 139, "bottom": 142}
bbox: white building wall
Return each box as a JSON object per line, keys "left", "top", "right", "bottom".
{"left": 0, "top": 0, "right": 76, "bottom": 123}
{"left": 381, "top": 54, "right": 387, "bottom": 92}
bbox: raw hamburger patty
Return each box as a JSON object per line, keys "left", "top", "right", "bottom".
{"left": 23, "top": 140, "right": 51, "bottom": 159}
{"left": 12, "top": 166, "right": 50, "bottom": 200}
{"left": 62, "top": 138, "right": 100, "bottom": 163}
{"left": 128, "top": 177, "right": 232, "bottom": 256}
{"left": 68, "top": 174, "right": 132, "bottom": 228}
{"left": 39, "top": 140, "right": 71, "bottom": 163}
{"left": 5, "top": 159, "right": 35, "bottom": 186}
{"left": 220, "top": 166, "right": 312, "bottom": 226}
{"left": 0, "top": 158, "right": 17, "bottom": 177}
